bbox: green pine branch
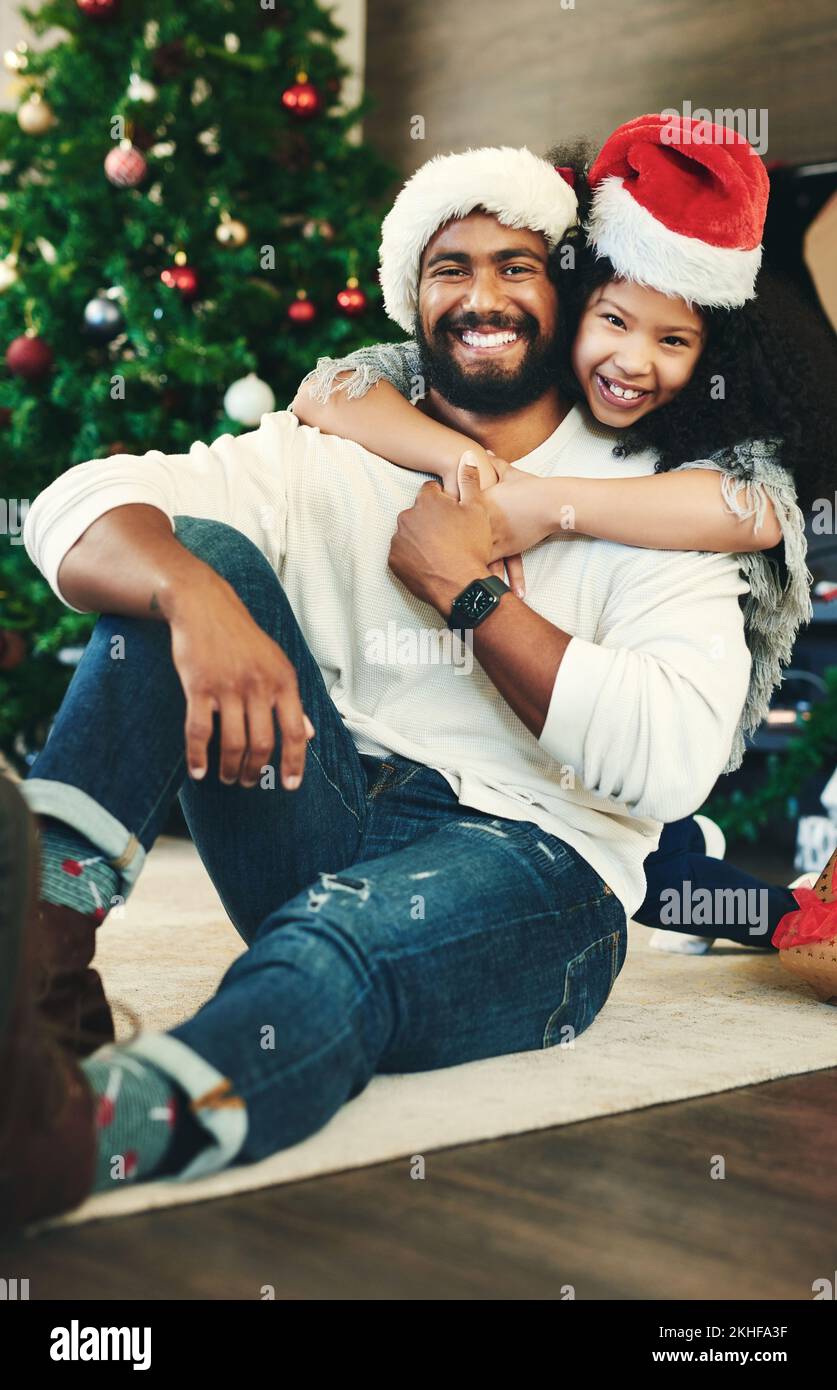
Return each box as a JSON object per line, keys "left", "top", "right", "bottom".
{"left": 704, "top": 667, "right": 837, "bottom": 841}
{"left": 0, "top": 0, "right": 403, "bottom": 764}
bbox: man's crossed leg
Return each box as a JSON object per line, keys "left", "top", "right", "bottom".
{"left": 18, "top": 519, "right": 626, "bottom": 1197}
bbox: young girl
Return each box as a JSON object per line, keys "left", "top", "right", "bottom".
{"left": 291, "top": 114, "right": 837, "bottom": 998}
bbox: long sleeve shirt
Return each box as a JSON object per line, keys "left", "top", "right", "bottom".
{"left": 22, "top": 403, "right": 752, "bottom": 917}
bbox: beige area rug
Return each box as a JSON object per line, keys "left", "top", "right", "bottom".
{"left": 42, "top": 835, "right": 837, "bottom": 1231}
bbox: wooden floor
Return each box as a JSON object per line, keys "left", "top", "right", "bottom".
{"left": 3, "top": 1065, "right": 835, "bottom": 1300}
{"left": 3, "top": 834, "right": 832, "bottom": 1300}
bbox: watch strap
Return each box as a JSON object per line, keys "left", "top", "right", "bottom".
{"left": 481, "top": 575, "right": 511, "bottom": 601}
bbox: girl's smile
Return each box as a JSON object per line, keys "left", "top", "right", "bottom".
{"left": 572, "top": 279, "right": 707, "bottom": 426}
{"left": 594, "top": 372, "right": 653, "bottom": 410}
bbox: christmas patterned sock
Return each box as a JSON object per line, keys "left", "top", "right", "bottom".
{"left": 83, "top": 1051, "right": 209, "bottom": 1193}
{"left": 37, "top": 815, "right": 123, "bottom": 923}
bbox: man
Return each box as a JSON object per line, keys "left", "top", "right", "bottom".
{"left": 1, "top": 148, "right": 751, "bottom": 1229}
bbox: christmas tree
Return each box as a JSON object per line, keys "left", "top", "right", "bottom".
{"left": 0, "top": 0, "right": 401, "bottom": 770}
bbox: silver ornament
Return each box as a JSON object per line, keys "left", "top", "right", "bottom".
{"left": 83, "top": 294, "right": 125, "bottom": 342}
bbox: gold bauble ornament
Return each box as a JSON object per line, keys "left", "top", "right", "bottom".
{"left": 17, "top": 94, "right": 55, "bottom": 135}
{"left": 3, "top": 43, "right": 29, "bottom": 73}
{"left": 215, "top": 215, "right": 249, "bottom": 248}
{"left": 302, "top": 218, "right": 335, "bottom": 241}
{"left": 0, "top": 258, "right": 19, "bottom": 292}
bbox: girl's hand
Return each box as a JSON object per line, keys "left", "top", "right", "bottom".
{"left": 442, "top": 448, "right": 526, "bottom": 597}
{"left": 481, "top": 464, "right": 563, "bottom": 560}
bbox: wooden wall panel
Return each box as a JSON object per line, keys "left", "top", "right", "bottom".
{"left": 363, "top": 0, "right": 836, "bottom": 176}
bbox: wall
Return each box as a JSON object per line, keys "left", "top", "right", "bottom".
{"left": 363, "top": 0, "right": 837, "bottom": 174}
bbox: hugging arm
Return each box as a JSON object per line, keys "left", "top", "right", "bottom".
{"left": 292, "top": 344, "right": 783, "bottom": 553}
{"left": 391, "top": 464, "right": 750, "bottom": 822}
{"left": 292, "top": 373, "right": 486, "bottom": 489}
{"left": 549, "top": 468, "right": 783, "bottom": 552}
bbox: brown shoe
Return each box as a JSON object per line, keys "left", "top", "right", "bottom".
{"left": 35, "top": 897, "right": 116, "bottom": 1057}
{"left": 0, "top": 777, "right": 97, "bottom": 1233}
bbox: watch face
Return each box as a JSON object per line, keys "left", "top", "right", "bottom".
{"left": 457, "top": 583, "right": 494, "bottom": 621}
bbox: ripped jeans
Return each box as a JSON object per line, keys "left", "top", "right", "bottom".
{"left": 22, "top": 517, "right": 627, "bottom": 1177}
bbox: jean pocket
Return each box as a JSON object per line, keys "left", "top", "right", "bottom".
{"left": 542, "top": 927, "right": 625, "bottom": 1048}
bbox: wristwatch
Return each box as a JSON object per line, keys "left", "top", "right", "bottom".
{"left": 446, "top": 575, "right": 510, "bottom": 630}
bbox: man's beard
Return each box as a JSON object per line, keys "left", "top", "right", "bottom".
{"left": 414, "top": 308, "right": 560, "bottom": 415}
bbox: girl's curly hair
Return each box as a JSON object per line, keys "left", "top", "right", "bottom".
{"left": 545, "top": 140, "right": 837, "bottom": 512}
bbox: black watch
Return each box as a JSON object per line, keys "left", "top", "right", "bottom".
{"left": 446, "top": 575, "right": 510, "bottom": 630}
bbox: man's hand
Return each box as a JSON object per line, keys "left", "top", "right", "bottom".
{"left": 388, "top": 454, "right": 495, "bottom": 616}
{"left": 169, "top": 570, "right": 314, "bottom": 789}
{"left": 438, "top": 449, "right": 525, "bottom": 597}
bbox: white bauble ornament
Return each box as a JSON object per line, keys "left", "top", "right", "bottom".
{"left": 223, "top": 372, "right": 275, "bottom": 426}
{"left": 127, "top": 72, "right": 158, "bottom": 103}
{"left": 17, "top": 95, "right": 55, "bottom": 134}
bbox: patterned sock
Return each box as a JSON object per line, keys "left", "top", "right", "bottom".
{"left": 37, "top": 815, "right": 123, "bottom": 923}
{"left": 82, "top": 1052, "right": 209, "bottom": 1193}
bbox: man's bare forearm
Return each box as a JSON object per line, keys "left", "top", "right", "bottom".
{"left": 57, "top": 504, "right": 216, "bottom": 621}
{"left": 429, "top": 571, "right": 570, "bottom": 737}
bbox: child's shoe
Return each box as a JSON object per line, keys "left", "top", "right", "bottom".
{"left": 648, "top": 814, "right": 724, "bottom": 955}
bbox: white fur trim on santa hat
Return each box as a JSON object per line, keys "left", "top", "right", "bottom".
{"left": 379, "top": 146, "right": 578, "bottom": 332}
{"left": 587, "top": 176, "right": 763, "bottom": 308}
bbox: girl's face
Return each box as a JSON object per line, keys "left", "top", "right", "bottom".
{"left": 571, "top": 278, "right": 707, "bottom": 426}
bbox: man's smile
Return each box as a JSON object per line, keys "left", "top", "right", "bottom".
{"left": 447, "top": 324, "right": 527, "bottom": 358}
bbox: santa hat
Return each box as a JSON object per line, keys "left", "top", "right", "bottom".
{"left": 586, "top": 114, "right": 770, "bottom": 308}
{"left": 378, "top": 146, "right": 579, "bottom": 332}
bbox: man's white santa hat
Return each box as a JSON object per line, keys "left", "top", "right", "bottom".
{"left": 585, "top": 113, "right": 770, "bottom": 308}
{"left": 378, "top": 146, "right": 579, "bottom": 332}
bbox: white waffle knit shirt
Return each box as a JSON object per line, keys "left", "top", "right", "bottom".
{"left": 22, "top": 403, "right": 752, "bottom": 917}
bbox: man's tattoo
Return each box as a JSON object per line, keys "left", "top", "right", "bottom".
{"left": 150, "top": 591, "right": 160, "bottom": 612}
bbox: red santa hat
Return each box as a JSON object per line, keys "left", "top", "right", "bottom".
{"left": 378, "top": 146, "right": 579, "bottom": 332}
{"left": 586, "top": 113, "right": 770, "bottom": 308}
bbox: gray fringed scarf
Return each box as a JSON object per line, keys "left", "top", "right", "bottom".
{"left": 298, "top": 341, "right": 813, "bottom": 774}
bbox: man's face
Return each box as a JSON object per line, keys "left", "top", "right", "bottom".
{"left": 414, "top": 212, "right": 560, "bottom": 414}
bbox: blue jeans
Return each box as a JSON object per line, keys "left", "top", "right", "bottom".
{"left": 22, "top": 517, "right": 627, "bottom": 1177}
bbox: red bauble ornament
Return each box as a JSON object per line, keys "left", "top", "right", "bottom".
{"left": 104, "top": 144, "right": 148, "bottom": 188}
{"left": 152, "top": 39, "right": 189, "bottom": 82}
{"left": 76, "top": 0, "right": 120, "bottom": 17}
{"left": 287, "top": 294, "right": 316, "bottom": 324}
{"left": 5, "top": 333, "right": 53, "bottom": 381}
{"left": 160, "top": 391, "right": 180, "bottom": 413}
{"left": 336, "top": 280, "right": 367, "bottom": 316}
{"left": 0, "top": 629, "right": 27, "bottom": 671}
{"left": 160, "top": 264, "right": 199, "bottom": 300}
{"left": 281, "top": 79, "right": 321, "bottom": 119}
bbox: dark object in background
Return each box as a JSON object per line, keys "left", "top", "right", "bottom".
{"left": 764, "top": 159, "right": 837, "bottom": 324}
